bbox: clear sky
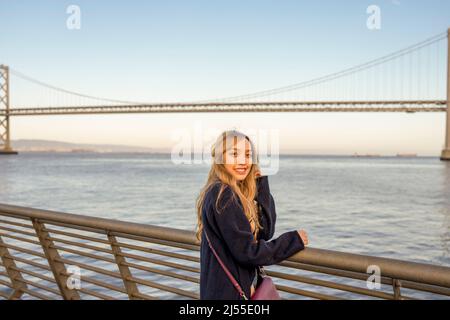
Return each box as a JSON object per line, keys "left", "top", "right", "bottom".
{"left": 1, "top": 0, "right": 450, "bottom": 155}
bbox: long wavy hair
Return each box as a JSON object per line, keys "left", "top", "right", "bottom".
{"left": 195, "top": 130, "right": 263, "bottom": 243}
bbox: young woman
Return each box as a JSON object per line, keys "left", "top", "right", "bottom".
{"left": 196, "top": 130, "right": 309, "bottom": 300}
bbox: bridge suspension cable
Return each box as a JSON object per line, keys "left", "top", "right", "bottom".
{"left": 9, "top": 68, "right": 143, "bottom": 105}
{"left": 203, "top": 31, "right": 448, "bottom": 103}
{"left": 4, "top": 30, "right": 448, "bottom": 108}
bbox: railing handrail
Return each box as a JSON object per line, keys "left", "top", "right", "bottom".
{"left": 1, "top": 202, "right": 450, "bottom": 290}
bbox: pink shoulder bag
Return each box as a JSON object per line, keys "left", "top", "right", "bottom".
{"left": 204, "top": 229, "right": 281, "bottom": 300}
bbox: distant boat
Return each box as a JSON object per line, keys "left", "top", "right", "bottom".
{"left": 396, "top": 153, "right": 417, "bottom": 157}
{"left": 352, "top": 152, "right": 381, "bottom": 157}
{"left": 70, "top": 148, "right": 95, "bottom": 153}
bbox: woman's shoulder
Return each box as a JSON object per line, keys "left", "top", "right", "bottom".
{"left": 204, "top": 181, "right": 238, "bottom": 212}
{"left": 205, "top": 181, "right": 233, "bottom": 201}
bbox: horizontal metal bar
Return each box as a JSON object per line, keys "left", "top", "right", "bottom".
{"left": 117, "top": 251, "right": 199, "bottom": 273}
{"left": 274, "top": 260, "right": 420, "bottom": 299}
{"left": 111, "top": 232, "right": 200, "bottom": 252}
{"left": 10, "top": 255, "right": 51, "bottom": 272}
{"left": 20, "top": 286, "right": 54, "bottom": 300}
{"left": 290, "top": 247, "right": 450, "bottom": 288}
{"left": 401, "top": 280, "right": 450, "bottom": 297}
{"left": 1, "top": 210, "right": 201, "bottom": 251}
{"left": 121, "top": 261, "right": 199, "bottom": 284}
{"left": 0, "top": 242, "right": 46, "bottom": 259}
{"left": 278, "top": 260, "right": 395, "bottom": 286}
{"left": 54, "top": 257, "right": 122, "bottom": 280}
{"left": 41, "top": 220, "right": 110, "bottom": 236}
{"left": 130, "top": 291, "right": 159, "bottom": 300}
{"left": 0, "top": 205, "right": 196, "bottom": 246}
{"left": 59, "top": 272, "right": 127, "bottom": 295}
{"left": 0, "top": 218, "right": 34, "bottom": 230}
{"left": 0, "top": 278, "right": 13, "bottom": 288}
{"left": 125, "top": 275, "right": 199, "bottom": 299}
{"left": 49, "top": 245, "right": 116, "bottom": 264}
{"left": 44, "top": 224, "right": 200, "bottom": 253}
{"left": 12, "top": 277, "right": 61, "bottom": 296}
{"left": 10, "top": 265, "right": 56, "bottom": 284}
{"left": 46, "top": 235, "right": 113, "bottom": 254}
{"left": 0, "top": 231, "right": 41, "bottom": 245}
{"left": 267, "top": 269, "right": 395, "bottom": 299}
{"left": 275, "top": 284, "right": 343, "bottom": 300}
{"left": 116, "top": 241, "right": 199, "bottom": 262}
{"left": 0, "top": 224, "right": 38, "bottom": 238}
{"left": 42, "top": 227, "right": 110, "bottom": 245}
{"left": 77, "top": 287, "right": 116, "bottom": 300}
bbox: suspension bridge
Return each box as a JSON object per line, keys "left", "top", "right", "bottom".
{"left": 1, "top": 29, "right": 449, "bottom": 159}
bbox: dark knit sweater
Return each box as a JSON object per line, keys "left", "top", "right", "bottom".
{"left": 199, "top": 175, "right": 305, "bottom": 300}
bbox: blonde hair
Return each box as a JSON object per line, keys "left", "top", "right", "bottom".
{"left": 195, "top": 130, "right": 263, "bottom": 243}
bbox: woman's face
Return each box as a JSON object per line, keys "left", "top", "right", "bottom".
{"left": 223, "top": 138, "right": 253, "bottom": 181}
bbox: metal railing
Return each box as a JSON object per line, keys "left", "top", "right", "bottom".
{"left": 0, "top": 203, "right": 449, "bottom": 300}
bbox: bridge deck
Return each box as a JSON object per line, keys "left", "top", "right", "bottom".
{"left": 0, "top": 100, "right": 447, "bottom": 116}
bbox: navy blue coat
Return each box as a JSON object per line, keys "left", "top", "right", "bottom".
{"left": 199, "top": 175, "right": 305, "bottom": 300}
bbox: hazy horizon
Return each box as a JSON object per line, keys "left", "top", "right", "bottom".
{"left": 10, "top": 137, "right": 435, "bottom": 157}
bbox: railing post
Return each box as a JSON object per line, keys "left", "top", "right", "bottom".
{"left": 107, "top": 232, "right": 141, "bottom": 299}
{"left": 441, "top": 28, "right": 450, "bottom": 161}
{"left": 31, "top": 218, "right": 80, "bottom": 300}
{"left": 392, "top": 279, "right": 402, "bottom": 300}
{"left": 0, "top": 235, "right": 27, "bottom": 299}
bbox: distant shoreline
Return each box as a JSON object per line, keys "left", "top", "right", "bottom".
{"left": 13, "top": 150, "right": 436, "bottom": 158}
{"left": 9, "top": 139, "right": 432, "bottom": 157}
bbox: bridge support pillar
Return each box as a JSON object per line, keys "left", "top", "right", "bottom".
{"left": 0, "top": 65, "right": 18, "bottom": 155}
{"left": 441, "top": 29, "right": 450, "bottom": 161}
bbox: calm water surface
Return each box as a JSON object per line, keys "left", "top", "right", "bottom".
{"left": 1, "top": 152, "right": 449, "bottom": 299}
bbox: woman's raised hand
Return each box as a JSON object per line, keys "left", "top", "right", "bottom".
{"left": 297, "top": 230, "right": 309, "bottom": 246}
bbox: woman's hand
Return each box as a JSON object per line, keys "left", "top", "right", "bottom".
{"left": 297, "top": 230, "right": 309, "bottom": 246}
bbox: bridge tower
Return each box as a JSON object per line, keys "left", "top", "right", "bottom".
{"left": 0, "top": 65, "right": 18, "bottom": 155}
{"left": 441, "top": 28, "right": 450, "bottom": 161}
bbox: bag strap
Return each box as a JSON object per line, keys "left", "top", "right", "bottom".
{"left": 203, "top": 229, "right": 249, "bottom": 300}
